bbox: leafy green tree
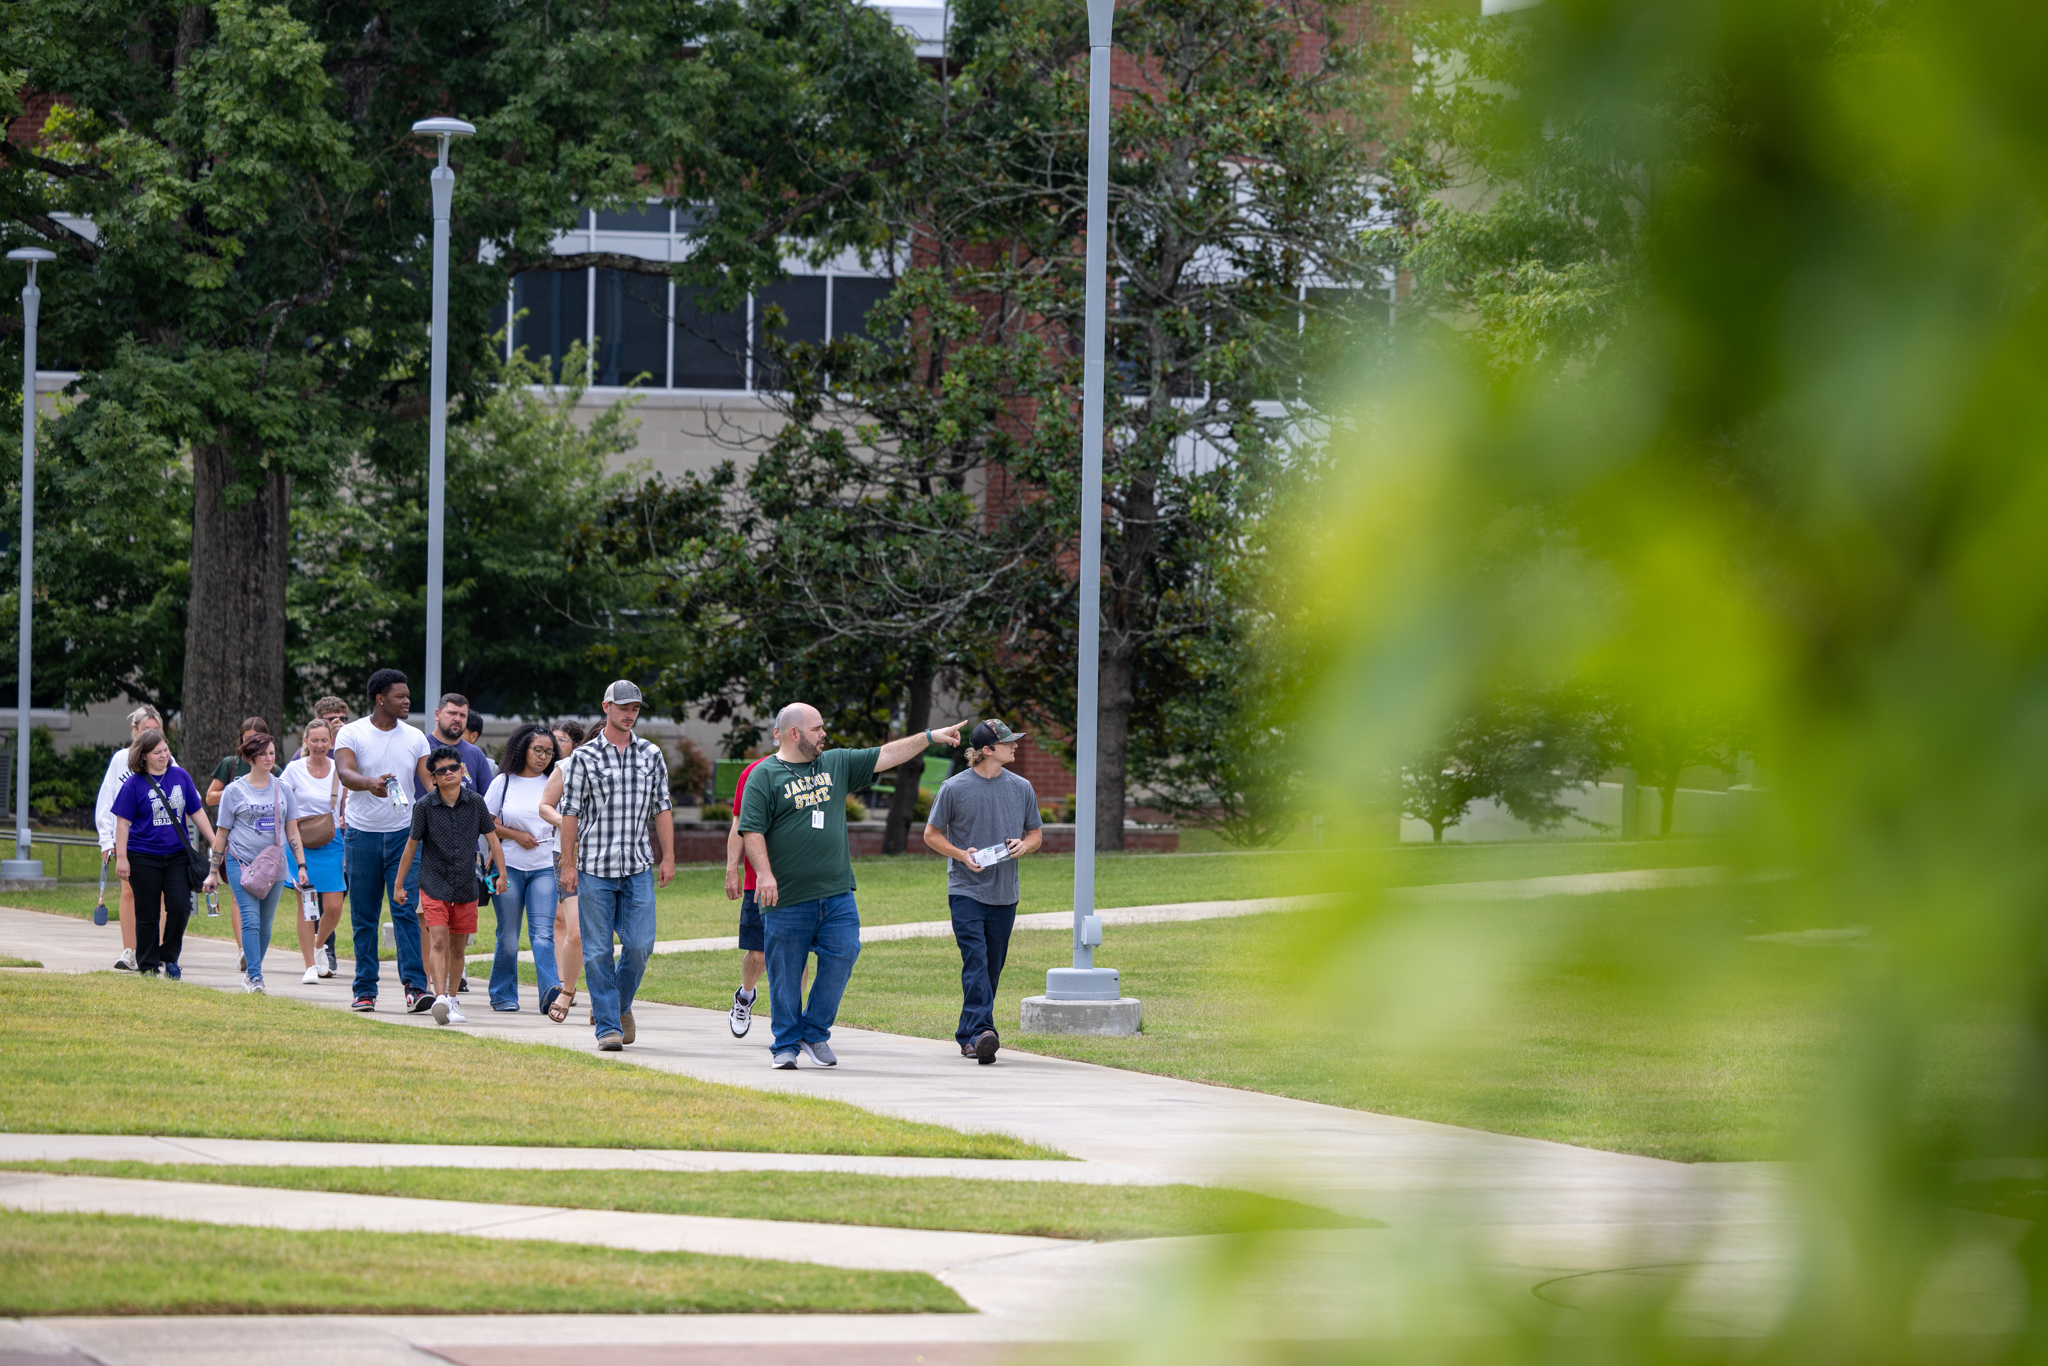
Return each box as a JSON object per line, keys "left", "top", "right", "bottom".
{"left": 288, "top": 345, "right": 638, "bottom": 719}
{"left": 935, "top": 0, "right": 1409, "bottom": 850}
{"left": 1401, "top": 692, "right": 1617, "bottom": 843}
{"left": 0, "top": 381, "right": 190, "bottom": 719}
{"left": 1, "top": 0, "right": 936, "bottom": 768}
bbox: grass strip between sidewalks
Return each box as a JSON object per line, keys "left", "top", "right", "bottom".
{"left": 3, "top": 1162, "right": 1374, "bottom": 1242}
{"left": 0, "top": 1209, "right": 967, "bottom": 1316}
{"left": 632, "top": 881, "right": 1882, "bottom": 1163}
{"left": 0, "top": 973, "right": 1053, "bottom": 1159}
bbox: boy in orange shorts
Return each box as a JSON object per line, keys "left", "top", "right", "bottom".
{"left": 395, "top": 745, "right": 506, "bottom": 1026}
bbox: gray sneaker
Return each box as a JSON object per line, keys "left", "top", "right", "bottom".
{"left": 597, "top": 1033, "right": 624, "bottom": 1052}
{"left": 771, "top": 1050, "right": 799, "bottom": 1069}
{"left": 323, "top": 941, "right": 338, "bottom": 975}
{"left": 797, "top": 1039, "right": 837, "bottom": 1067}
{"left": 620, "top": 1010, "right": 635, "bottom": 1045}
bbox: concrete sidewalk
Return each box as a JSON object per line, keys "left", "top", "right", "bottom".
{"left": 0, "top": 1132, "right": 1163, "bottom": 1184}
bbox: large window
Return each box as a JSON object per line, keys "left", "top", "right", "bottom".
{"left": 502, "top": 260, "right": 898, "bottom": 393}
{"left": 509, "top": 270, "right": 588, "bottom": 383}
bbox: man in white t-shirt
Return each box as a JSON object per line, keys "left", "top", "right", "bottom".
{"left": 335, "top": 668, "right": 435, "bottom": 1014}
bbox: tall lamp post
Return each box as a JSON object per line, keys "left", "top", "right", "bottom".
{"left": 410, "top": 117, "right": 475, "bottom": 710}
{"left": 4, "top": 247, "right": 54, "bottom": 880}
{"left": 1032, "top": 0, "right": 1135, "bottom": 1031}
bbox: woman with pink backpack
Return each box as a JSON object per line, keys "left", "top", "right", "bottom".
{"left": 210, "top": 732, "right": 314, "bottom": 994}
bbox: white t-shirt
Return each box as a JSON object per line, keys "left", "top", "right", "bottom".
{"left": 280, "top": 756, "right": 343, "bottom": 823}
{"left": 486, "top": 771, "right": 557, "bottom": 872}
{"left": 334, "top": 717, "right": 430, "bottom": 833}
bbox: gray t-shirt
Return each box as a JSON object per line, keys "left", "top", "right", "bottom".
{"left": 216, "top": 775, "right": 300, "bottom": 868}
{"left": 927, "top": 767, "right": 1042, "bottom": 906}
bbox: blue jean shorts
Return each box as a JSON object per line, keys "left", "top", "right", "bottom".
{"left": 738, "top": 888, "right": 764, "bottom": 952}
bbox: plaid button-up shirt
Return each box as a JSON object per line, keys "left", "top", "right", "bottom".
{"left": 558, "top": 731, "right": 672, "bottom": 877}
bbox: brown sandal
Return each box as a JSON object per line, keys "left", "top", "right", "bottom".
{"left": 546, "top": 986, "right": 576, "bottom": 1023}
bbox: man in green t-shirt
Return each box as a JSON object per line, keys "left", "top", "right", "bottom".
{"left": 740, "top": 702, "right": 964, "bottom": 1068}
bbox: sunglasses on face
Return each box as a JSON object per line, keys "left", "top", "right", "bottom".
{"left": 431, "top": 765, "right": 463, "bottom": 778}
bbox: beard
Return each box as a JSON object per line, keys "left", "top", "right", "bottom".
{"left": 795, "top": 734, "right": 824, "bottom": 761}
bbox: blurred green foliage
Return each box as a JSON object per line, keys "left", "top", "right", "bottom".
{"left": 1136, "top": 0, "right": 2048, "bottom": 1358}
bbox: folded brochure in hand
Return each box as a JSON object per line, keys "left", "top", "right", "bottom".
{"left": 973, "top": 843, "right": 1010, "bottom": 868}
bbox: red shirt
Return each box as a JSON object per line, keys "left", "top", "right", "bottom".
{"left": 736, "top": 758, "right": 765, "bottom": 891}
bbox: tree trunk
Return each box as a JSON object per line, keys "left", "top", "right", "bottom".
{"left": 181, "top": 441, "right": 289, "bottom": 778}
{"left": 1095, "top": 642, "right": 1135, "bottom": 852}
{"left": 1659, "top": 782, "right": 1678, "bottom": 837}
{"left": 883, "top": 671, "right": 933, "bottom": 854}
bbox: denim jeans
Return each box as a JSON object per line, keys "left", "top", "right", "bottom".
{"left": 762, "top": 891, "right": 862, "bottom": 1054}
{"left": 225, "top": 855, "right": 287, "bottom": 985}
{"left": 949, "top": 894, "right": 1016, "bottom": 1046}
{"left": 491, "top": 865, "right": 560, "bottom": 1011}
{"left": 346, "top": 826, "right": 425, "bottom": 1001}
{"left": 578, "top": 868, "right": 656, "bottom": 1042}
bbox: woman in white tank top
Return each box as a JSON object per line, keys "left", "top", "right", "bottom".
{"left": 484, "top": 724, "right": 563, "bottom": 1014}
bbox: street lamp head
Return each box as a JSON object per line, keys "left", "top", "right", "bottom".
{"left": 5, "top": 249, "right": 56, "bottom": 264}
{"left": 411, "top": 117, "right": 477, "bottom": 168}
{"left": 1086, "top": 0, "right": 1114, "bottom": 48}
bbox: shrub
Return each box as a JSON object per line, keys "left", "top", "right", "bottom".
{"left": 914, "top": 788, "right": 933, "bottom": 820}
{"left": 24, "top": 729, "right": 114, "bottom": 824}
{"left": 700, "top": 802, "right": 733, "bottom": 823}
{"left": 846, "top": 796, "right": 868, "bottom": 821}
{"left": 668, "top": 736, "right": 713, "bottom": 805}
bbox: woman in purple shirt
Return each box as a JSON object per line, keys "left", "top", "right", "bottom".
{"left": 110, "top": 728, "right": 217, "bottom": 978}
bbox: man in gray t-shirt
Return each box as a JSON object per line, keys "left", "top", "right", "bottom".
{"left": 923, "top": 720, "right": 1044, "bottom": 1064}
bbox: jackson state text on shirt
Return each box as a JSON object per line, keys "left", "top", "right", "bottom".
{"left": 781, "top": 772, "right": 835, "bottom": 810}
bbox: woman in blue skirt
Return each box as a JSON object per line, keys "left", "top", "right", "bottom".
{"left": 282, "top": 717, "right": 349, "bottom": 984}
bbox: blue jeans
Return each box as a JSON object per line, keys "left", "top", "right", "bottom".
{"left": 491, "top": 865, "right": 560, "bottom": 1011}
{"left": 578, "top": 868, "right": 656, "bottom": 1042}
{"left": 225, "top": 856, "right": 287, "bottom": 985}
{"left": 763, "top": 891, "right": 862, "bottom": 1054}
{"left": 347, "top": 826, "right": 425, "bottom": 1001}
{"left": 950, "top": 894, "right": 1016, "bottom": 1046}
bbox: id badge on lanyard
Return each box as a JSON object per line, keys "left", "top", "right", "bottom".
{"left": 811, "top": 808, "right": 825, "bottom": 830}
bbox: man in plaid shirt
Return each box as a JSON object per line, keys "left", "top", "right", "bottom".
{"left": 558, "top": 679, "right": 677, "bottom": 1051}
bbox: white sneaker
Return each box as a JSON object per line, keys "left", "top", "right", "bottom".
{"left": 445, "top": 1001, "right": 468, "bottom": 1024}
{"left": 729, "top": 987, "right": 755, "bottom": 1038}
{"left": 115, "top": 948, "right": 137, "bottom": 972}
{"left": 243, "top": 979, "right": 265, "bottom": 995}
{"left": 302, "top": 965, "right": 320, "bottom": 984}
{"left": 315, "top": 960, "right": 333, "bottom": 978}
{"left": 431, "top": 996, "right": 451, "bottom": 1026}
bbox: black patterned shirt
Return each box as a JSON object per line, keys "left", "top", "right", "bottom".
{"left": 558, "top": 732, "right": 672, "bottom": 876}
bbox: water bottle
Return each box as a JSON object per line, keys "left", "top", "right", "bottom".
{"left": 301, "top": 885, "right": 319, "bottom": 922}
{"left": 387, "top": 774, "right": 411, "bottom": 813}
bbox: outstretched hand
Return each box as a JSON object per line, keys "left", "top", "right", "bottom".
{"left": 930, "top": 722, "right": 965, "bottom": 748}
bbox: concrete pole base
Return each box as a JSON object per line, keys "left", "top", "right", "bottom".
{"left": 1020, "top": 995, "right": 1142, "bottom": 1036}
{"left": 0, "top": 858, "right": 46, "bottom": 883}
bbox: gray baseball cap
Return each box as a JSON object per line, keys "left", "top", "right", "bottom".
{"left": 603, "top": 679, "right": 644, "bottom": 706}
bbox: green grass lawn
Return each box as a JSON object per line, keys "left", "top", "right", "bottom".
{"left": 7, "top": 1162, "right": 1372, "bottom": 1241}
{"left": 0, "top": 1210, "right": 965, "bottom": 1315}
{"left": 0, "top": 972, "right": 1049, "bottom": 1158}
{"left": 0, "top": 954, "right": 42, "bottom": 967}
{"left": 3, "top": 837, "right": 1730, "bottom": 951}
{"left": 633, "top": 879, "right": 1871, "bottom": 1163}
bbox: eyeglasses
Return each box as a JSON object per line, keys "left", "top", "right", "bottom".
{"left": 430, "top": 765, "right": 463, "bottom": 778}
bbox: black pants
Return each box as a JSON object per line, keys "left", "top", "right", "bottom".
{"left": 129, "top": 849, "right": 192, "bottom": 974}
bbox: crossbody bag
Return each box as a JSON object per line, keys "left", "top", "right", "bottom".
{"left": 145, "top": 771, "right": 211, "bottom": 887}
{"left": 297, "top": 762, "right": 342, "bottom": 848}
